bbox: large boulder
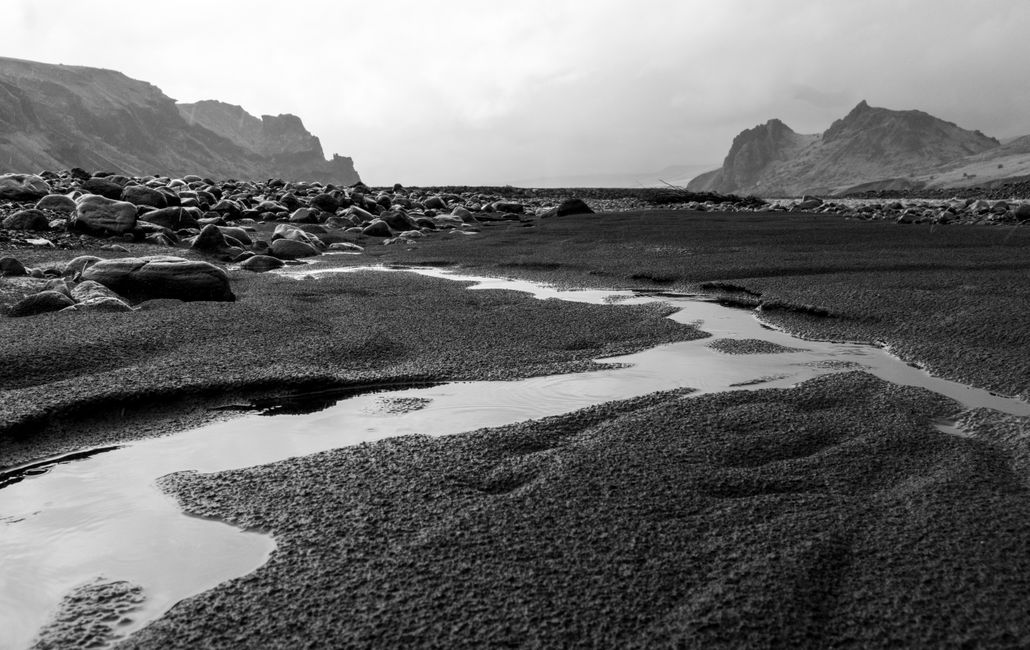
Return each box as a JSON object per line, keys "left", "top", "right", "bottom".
{"left": 542, "top": 198, "right": 595, "bottom": 218}
{"left": 380, "top": 210, "right": 419, "bottom": 232}
{"left": 239, "top": 255, "right": 285, "bottom": 272}
{"left": 63, "top": 255, "right": 103, "bottom": 278}
{"left": 121, "top": 185, "right": 168, "bottom": 209}
{"left": 270, "top": 238, "right": 321, "bottom": 260}
{"left": 70, "top": 195, "right": 138, "bottom": 236}
{"left": 0, "top": 174, "right": 51, "bottom": 201}
{"left": 2, "top": 209, "right": 50, "bottom": 231}
{"left": 35, "top": 194, "right": 77, "bottom": 214}
{"left": 8, "top": 290, "right": 75, "bottom": 317}
{"left": 80, "top": 177, "right": 125, "bottom": 200}
{"left": 81, "top": 256, "right": 235, "bottom": 302}
{"left": 0, "top": 257, "right": 27, "bottom": 276}
{"left": 361, "top": 219, "right": 392, "bottom": 238}
{"left": 139, "top": 206, "right": 201, "bottom": 230}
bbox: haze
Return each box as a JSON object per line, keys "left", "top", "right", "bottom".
{"left": 8, "top": 0, "right": 1030, "bottom": 186}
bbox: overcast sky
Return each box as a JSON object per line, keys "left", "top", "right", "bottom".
{"left": 8, "top": 0, "right": 1030, "bottom": 185}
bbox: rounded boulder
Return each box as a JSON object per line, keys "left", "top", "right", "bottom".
{"left": 81, "top": 255, "right": 235, "bottom": 302}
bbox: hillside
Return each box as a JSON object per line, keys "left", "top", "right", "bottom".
{"left": 690, "top": 101, "right": 1000, "bottom": 196}
{"left": 0, "top": 57, "right": 360, "bottom": 184}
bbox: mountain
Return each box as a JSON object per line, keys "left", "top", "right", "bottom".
{"left": 0, "top": 56, "right": 360, "bottom": 184}
{"left": 689, "top": 101, "right": 999, "bottom": 195}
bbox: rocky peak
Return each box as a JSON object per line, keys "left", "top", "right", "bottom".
{"left": 719, "top": 118, "right": 809, "bottom": 190}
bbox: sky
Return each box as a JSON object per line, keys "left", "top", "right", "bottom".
{"left": 8, "top": 0, "right": 1030, "bottom": 185}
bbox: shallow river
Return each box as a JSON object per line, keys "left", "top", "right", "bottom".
{"left": 2, "top": 267, "right": 1028, "bottom": 649}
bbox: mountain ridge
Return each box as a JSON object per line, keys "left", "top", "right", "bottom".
{"left": 0, "top": 57, "right": 360, "bottom": 184}
{"left": 689, "top": 101, "right": 1006, "bottom": 196}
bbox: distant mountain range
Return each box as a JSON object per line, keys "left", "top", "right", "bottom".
{"left": 0, "top": 56, "right": 360, "bottom": 184}
{"left": 514, "top": 164, "right": 717, "bottom": 189}
{"left": 689, "top": 101, "right": 1030, "bottom": 196}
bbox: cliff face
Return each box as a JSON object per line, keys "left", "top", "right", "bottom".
{"left": 0, "top": 57, "right": 360, "bottom": 185}
{"left": 689, "top": 101, "right": 1000, "bottom": 195}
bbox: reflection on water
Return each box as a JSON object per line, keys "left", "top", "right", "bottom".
{"left": 2, "top": 266, "right": 1028, "bottom": 649}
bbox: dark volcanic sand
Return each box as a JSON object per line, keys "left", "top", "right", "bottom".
{"left": 6, "top": 210, "right": 1030, "bottom": 647}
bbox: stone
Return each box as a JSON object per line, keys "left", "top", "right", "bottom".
{"left": 63, "top": 255, "right": 102, "bottom": 278}
{"left": 190, "top": 223, "right": 230, "bottom": 251}
{"left": 71, "top": 279, "right": 124, "bottom": 303}
{"left": 0, "top": 257, "right": 27, "bottom": 276}
{"left": 35, "top": 194, "right": 77, "bottom": 214}
{"left": 210, "top": 199, "right": 243, "bottom": 220}
{"left": 121, "top": 185, "right": 168, "bottom": 209}
{"left": 71, "top": 297, "right": 134, "bottom": 312}
{"left": 270, "top": 238, "right": 321, "bottom": 260}
{"left": 255, "top": 200, "right": 288, "bottom": 214}
{"left": 423, "top": 196, "right": 447, "bottom": 210}
{"left": 80, "top": 177, "right": 124, "bottom": 200}
{"left": 310, "top": 193, "right": 339, "bottom": 213}
{"left": 81, "top": 256, "right": 235, "bottom": 302}
{"left": 8, "top": 290, "right": 75, "bottom": 317}
{"left": 289, "top": 207, "right": 322, "bottom": 223}
{"left": 361, "top": 219, "right": 392, "bottom": 238}
{"left": 380, "top": 210, "right": 418, "bottom": 232}
{"left": 542, "top": 198, "right": 595, "bottom": 218}
{"left": 491, "top": 201, "right": 524, "bottom": 214}
{"left": 1014, "top": 203, "right": 1030, "bottom": 222}
{"left": 70, "top": 195, "right": 138, "bottom": 236}
{"left": 2, "top": 209, "right": 50, "bottom": 231}
{"left": 0, "top": 174, "right": 51, "bottom": 201}
{"left": 218, "top": 226, "right": 253, "bottom": 246}
{"left": 328, "top": 242, "right": 364, "bottom": 252}
{"left": 450, "top": 206, "right": 477, "bottom": 223}
{"left": 239, "top": 255, "right": 286, "bottom": 272}
{"left": 139, "top": 206, "right": 201, "bottom": 230}
{"left": 345, "top": 206, "right": 375, "bottom": 224}
{"left": 797, "top": 196, "right": 823, "bottom": 211}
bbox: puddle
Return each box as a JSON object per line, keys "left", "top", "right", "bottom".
{"left": 2, "top": 265, "right": 1029, "bottom": 649}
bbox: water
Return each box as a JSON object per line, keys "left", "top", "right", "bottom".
{"left": 2, "top": 266, "right": 1028, "bottom": 649}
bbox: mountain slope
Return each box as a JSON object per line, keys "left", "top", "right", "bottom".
{"left": 0, "top": 57, "right": 359, "bottom": 184}
{"left": 690, "top": 101, "right": 999, "bottom": 195}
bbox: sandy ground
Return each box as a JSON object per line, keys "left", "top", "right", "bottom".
{"left": 7, "top": 210, "right": 1030, "bottom": 647}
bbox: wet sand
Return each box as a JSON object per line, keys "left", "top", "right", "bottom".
{"left": 6, "top": 210, "right": 1030, "bottom": 647}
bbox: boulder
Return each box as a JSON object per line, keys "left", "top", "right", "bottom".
{"left": 71, "top": 279, "right": 124, "bottom": 303}
{"left": 218, "top": 226, "right": 253, "bottom": 246}
{"left": 210, "top": 199, "right": 243, "bottom": 220}
{"left": 361, "top": 219, "right": 392, "bottom": 238}
{"left": 423, "top": 196, "right": 447, "bottom": 210}
{"left": 450, "top": 206, "right": 477, "bottom": 223}
{"left": 328, "top": 242, "right": 364, "bottom": 252}
{"left": 289, "top": 207, "right": 322, "bottom": 223}
{"left": 63, "top": 255, "right": 103, "bottom": 278}
{"left": 543, "top": 198, "right": 595, "bottom": 218}
{"left": 797, "top": 196, "right": 823, "bottom": 211}
{"left": 81, "top": 255, "right": 235, "bottom": 302}
{"left": 35, "top": 194, "right": 77, "bottom": 214}
{"left": 270, "top": 238, "right": 321, "bottom": 260}
{"left": 0, "top": 257, "right": 27, "bottom": 276}
{"left": 239, "top": 255, "right": 286, "bottom": 272}
{"left": 310, "top": 193, "right": 339, "bottom": 213}
{"left": 139, "top": 206, "right": 201, "bottom": 230}
{"left": 80, "top": 177, "right": 124, "bottom": 200}
{"left": 380, "top": 210, "right": 419, "bottom": 232}
{"left": 121, "top": 185, "right": 168, "bottom": 209}
{"left": 70, "top": 194, "right": 137, "bottom": 236}
{"left": 1014, "top": 203, "right": 1030, "bottom": 222}
{"left": 0, "top": 174, "right": 51, "bottom": 201}
{"left": 8, "top": 290, "right": 75, "bottom": 317}
{"left": 69, "top": 297, "right": 134, "bottom": 313}
{"left": 190, "top": 223, "right": 230, "bottom": 252}
{"left": 2, "top": 209, "right": 50, "bottom": 231}
{"left": 491, "top": 201, "right": 524, "bottom": 213}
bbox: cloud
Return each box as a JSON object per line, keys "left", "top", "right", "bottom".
{"left": 7, "top": 0, "right": 1030, "bottom": 183}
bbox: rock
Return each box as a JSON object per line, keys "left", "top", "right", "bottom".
{"left": 80, "top": 177, "right": 124, "bottom": 200}
{"left": 81, "top": 256, "right": 235, "bottom": 302}
{"left": 70, "top": 297, "right": 134, "bottom": 312}
{"left": 70, "top": 195, "right": 138, "bottom": 236}
{"left": 423, "top": 196, "right": 447, "bottom": 210}
{"left": 218, "top": 226, "right": 253, "bottom": 246}
{"left": 345, "top": 206, "right": 375, "bottom": 224}
{"left": 491, "top": 201, "right": 524, "bottom": 213}
{"left": 542, "top": 198, "right": 595, "bottom": 218}
{"left": 2, "top": 209, "right": 50, "bottom": 231}
{"left": 0, "top": 257, "right": 27, "bottom": 276}
{"left": 1014, "top": 203, "right": 1030, "bottom": 222}
{"left": 380, "top": 210, "right": 418, "bottom": 232}
{"left": 450, "top": 206, "right": 477, "bottom": 223}
{"left": 361, "top": 219, "right": 392, "bottom": 238}
{"left": 270, "top": 238, "right": 321, "bottom": 260}
{"left": 0, "top": 173, "right": 51, "bottom": 201}
{"left": 239, "top": 255, "right": 286, "bottom": 272}
{"left": 328, "top": 242, "right": 363, "bottom": 252}
{"left": 121, "top": 185, "right": 168, "bottom": 209}
{"left": 8, "top": 290, "right": 75, "bottom": 317}
{"left": 310, "top": 193, "right": 339, "bottom": 213}
{"left": 139, "top": 206, "right": 201, "bottom": 230}
{"left": 64, "top": 255, "right": 102, "bottom": 278}
{"left": 43, "top": 278, "right": 74, "bottom": 298}
{"left": 289, "top": 207, "right": 322, "bottom": 223}
{"left": 797, "top": 196, "right": 823, "bottom": 211}
{"left": 255, "top": 200, "right": 288, "bottom": 214}
{"left": 35, "top": 194, "right": 77, "bottom": 214}
{"left": 190, "top": 223, "right": 230, "bottom": 251}
{"left": 210, "top": 199, "right": 243, "bottom": 220}
{"left": 71, "top": 280, "right": 126, "bottom": 304}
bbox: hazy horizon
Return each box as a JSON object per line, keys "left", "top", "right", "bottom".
{"left": 8, "top": 0, "right": 1030, "bottom": 185}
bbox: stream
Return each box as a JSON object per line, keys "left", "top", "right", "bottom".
{"left": 2, "top": 266, "right": 1029, "bottom": 649}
